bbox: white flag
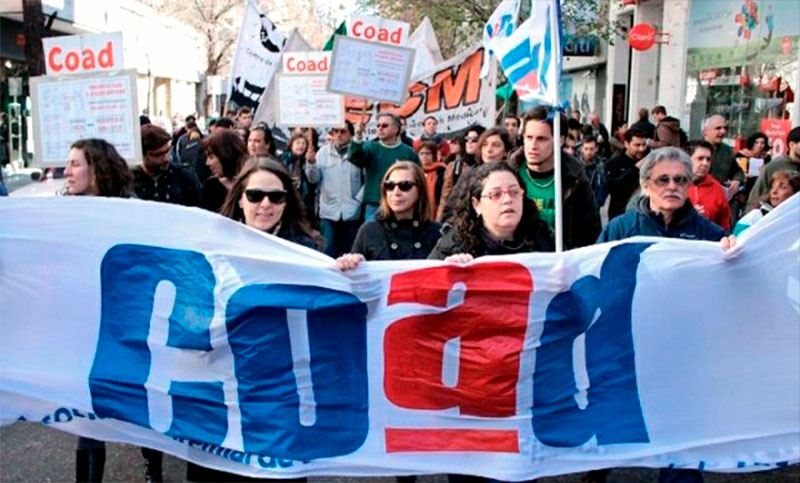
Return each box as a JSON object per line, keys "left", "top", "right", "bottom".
{"left": 228, "top": 0, "right": 286, "bottom": 110}
{"left": 481, "top": 0, "right": 521, "bottom": 77}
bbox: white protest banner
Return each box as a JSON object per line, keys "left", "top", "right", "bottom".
{"left": 42, "top": 32, "right": 124, "bottom": 76}
{"left": 29, "top": 70, "right": 141, "bottom": 166}
{"left": 347, "top": 14, "right": 410, "bottom": 46}
{"left": 2, "top": 195, "right": 799, "bottom": 480}
{"left": 328, "top": 36, "right": 415, "bottom": 105}
{"left": 282, "top": 51, "right": 330, "bottom": 75}
{"left": 346, "top": 44, "right": 495, "bottom": 138}
{"left": 276, "top": 74, "right": 344, "bottom": 127}
{"left": 228, "top": 0, "right": 286, "bottom": 110}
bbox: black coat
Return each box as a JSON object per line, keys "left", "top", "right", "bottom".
{"left": 605, "top": 152, "right": 640, "bottom": 221}
{"left": 428, "top": 224, "right": 554, "bottom": 260}
{"left": 352, "top": 217, "right": 442, "bottom": 260}
{"left": 132, "top": 164, "right": 202, "bottom": 207}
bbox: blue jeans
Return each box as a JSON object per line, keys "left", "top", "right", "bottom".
{"left": 320, "top": 218, "right": 361, "bottom": 257}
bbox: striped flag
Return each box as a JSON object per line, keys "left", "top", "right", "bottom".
{"left": 493, "top": 0, "right": 562, "bottom": 104}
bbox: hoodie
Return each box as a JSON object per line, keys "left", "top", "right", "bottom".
{"left": 688, "top": 175, "right": 731, "bottom": 231}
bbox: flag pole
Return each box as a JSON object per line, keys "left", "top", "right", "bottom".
{"left": 551, "top": 0, "right": 564, "bottom": 253}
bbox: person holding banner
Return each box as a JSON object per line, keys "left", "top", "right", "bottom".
{"left": 219, "top": 157, "right": 319, "bottom": 251}
{"left": 513, "top": 106, "right": 601, "bottom": 249}
{"left": 349, "top": 112, "right": 419, "bottom": 221}
{"left": 201, "top": 130, "right": 247, "bottom": 213}
{"left": 65, "top": 138, "right": 165, "bottom": 483}
{"left": 734, "top": 170, "right": 800, "bottom": 235}
{"left": 337, "top": 161, "right": 441, "bottom": 266}
{"left": 429, "top": 162, "right": 553, "bottom": 261}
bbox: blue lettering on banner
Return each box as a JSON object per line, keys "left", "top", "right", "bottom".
{"left": 226, "top": 284, "right": 369, "bottom": 460}
{"left": 90, "top": 245, "right": 219, "bottom": 439}
{"left": 533, "top": 243, "right": 652, "bottom": 447}
{"left": 89, "top": 244, "right": 369, "bottom": 461}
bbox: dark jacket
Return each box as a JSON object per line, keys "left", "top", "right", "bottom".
{"left": 598, "top": 196, "right": 727, "bottom": 243}
{"left": 280, "top": 151, "right": 317, "bottom": 221}
{"left": 629, "top": 119, "right": 655, "bottom": 139}
{"left": 510, "top": 149, "right": 601, "bottom": 249}
{"left": 352, "top": 217, "right": 442, "bottom": 260}
{"left": 428, "top": 224, "right": 554, "bottom": 260}
{"left": 276, "top": 222, "right": 320, "bottom": 251}
{"left": 605, "top": 151, "right": 640, "bottom": 221}
{"left": 709, "top": 142, "right": 744, "bottom": 186}
{"left": 132, "top": 164, "right": 202, "bottom": 207}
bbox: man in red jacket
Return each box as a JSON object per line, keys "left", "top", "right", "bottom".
{"left": 686, "top": 140, "right": 731, "bottom": 231}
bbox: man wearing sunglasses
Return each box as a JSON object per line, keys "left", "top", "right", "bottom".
{"left": 132, "top": 124, "right": 202, "bottom": 207}
{"left": 349, "top": 112, "right": 419, "bottom": 220}
{"left": 599, "top": 147, "right": 735, "bottom": 246}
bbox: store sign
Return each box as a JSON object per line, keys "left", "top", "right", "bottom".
{"left": 760, "top": 118, "right": 792, "bottom": 157}
{"left": 563, "top": 35, "right": 597, "bottom": 57}
{"left": 42, "top": 32, "right": 123, "bottom": 75}
{"left": 628, "top": 23, "right": 656, "bottom": 51}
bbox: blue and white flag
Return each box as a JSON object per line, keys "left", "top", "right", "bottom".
{"left": 480, "top": 0, "right": 521, "bottom": 77}
{"left": 493, "top": 0, "right": 562, "bottom": 103}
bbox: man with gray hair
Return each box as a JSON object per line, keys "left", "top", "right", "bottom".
{"left": 349, "top": 112, "right": 419, "bottom": 220}
{"left": 598, "top": 147, "right": 733, "bottom": 244}
{"left": 702, "top": 115, "right": 743, "bottom": 198}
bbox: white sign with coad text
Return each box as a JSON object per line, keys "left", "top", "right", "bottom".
{"left": 42, "top": 32, "right": 124, "bottom": 76}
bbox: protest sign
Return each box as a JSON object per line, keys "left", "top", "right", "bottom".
{"left": 42, "top": 32, "right": 124, "bottom": 76}
{"left": 760, "top": 118, "right": 792, "bottom": 157}
{"left": 347, "top": 15, "right": 410, "bottom": 46}
{"left": 282, "top": 51, "right": 330, "bottom": 75}
{"left": 29, "top": 70, "right": 141, "bottom": 166}
{"left": 276, "top": 74, "right": 344, "bottom": 127}
{"left": 327, "top": 36, "right": 415, "bottom": 105}
{"left": 228, "top": 0, "right": 286, "bottom": 110}
{"left": 1, "top": 195, "right": 799, "bottom": 480}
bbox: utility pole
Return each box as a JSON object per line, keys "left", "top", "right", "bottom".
{"left": 23, "top": 0, "right": 46, "bottom": 77}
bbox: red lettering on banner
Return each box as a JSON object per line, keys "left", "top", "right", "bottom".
{"left": 47, "top": 46, "right": 63, "bottom": 72}
{"left": 384, "top": 262, "right": 532, "bottom": 417}
{"left": 425, "top": 49, "right": 483, "bottom": 113}
{"left": 385, "top": 428, "right": 519, "bottom": 453}
{"left": 82, "top": 49, "right": 96, "bottom": 70}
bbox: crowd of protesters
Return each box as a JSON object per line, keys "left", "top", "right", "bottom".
{"left": 34, "top": 101, "right": 800, "bottom": 483}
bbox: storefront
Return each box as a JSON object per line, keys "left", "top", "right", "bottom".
{"left": 684, "top": 0, "right": 799, "bottom": 150}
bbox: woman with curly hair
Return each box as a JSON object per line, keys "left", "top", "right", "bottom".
{"left": 65, "top": 138, "right": 133, "bottom": 197}
{"left": 429, "top": 161, "right": 553, "bottom": 261}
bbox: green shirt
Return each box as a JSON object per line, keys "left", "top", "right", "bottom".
{"left": 519, "top": 165, "right": 555, "bottom": 230}
{"left": 348, "top": 139, "right": 419, "bottom": 204}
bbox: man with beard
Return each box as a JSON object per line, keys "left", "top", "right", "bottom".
{"left": 133, "top": 124, "right": 202, "bottom": 206}
{"left": 605, "top": 126, "right": 649, "bottom": 220}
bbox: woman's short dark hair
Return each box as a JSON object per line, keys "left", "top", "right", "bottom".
{"left": 70, "top": 138, "right": 133, "bottom": 197}
{"left": 745, "top": 132, "right": 768, "bottom": 150}
{"left": 378, "top": 161, "right": 432, "bottom": 223}
{"left": 450, "top": 162, "right": 547, "bottom": 255}
{"left": 418, "top": 140, "right": 439, "bottom": 158}
{"left": 476, "top": 127, "right": 512, "bottom": 162}
{"left": 202, "top": 130, "right": 246, "bottom": 178}
{"left": 219, "top": 157, "right": 314, "bottom": 238}
{"left": 248, "top": 124, "right": 277, "bottom": 156}
{"left": 287, "top": 133, "right": 309, "bottom": 155}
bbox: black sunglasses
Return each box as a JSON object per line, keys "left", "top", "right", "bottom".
{"left": 244, "top": 189, "right": 287, "bottom": 204}
{"left": 383, "top": 180, "right": 416, "bottom": 192}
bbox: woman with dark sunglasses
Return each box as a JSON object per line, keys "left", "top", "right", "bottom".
{"left": 337, "top": 161, "right": 441, "bottom": 269}
{"left": 437, "top": 125, "right": 485, "bottom": 221}
{"left": 219, "top": 157, "right": 319, "bottom": 250}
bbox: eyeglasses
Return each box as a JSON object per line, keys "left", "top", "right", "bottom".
{"left": 650, "top": 174, "right": 690, "bottom": 187}
{"left": 479, "top": 187, "right": 523, "bottom": 202}
{"left": 383, "top": 180, "right": 416, "bottom": 192}
{"left": 466, "top": 137, "right": 479, "bottom": 143}
{"left": 376, "top": 123, "right": 393, "bottom": 129}
{"left": 244, "top": 188, "right": 287, "bottom": 204}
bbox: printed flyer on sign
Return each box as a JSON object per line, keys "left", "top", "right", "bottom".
{"left": 30, "top": 70, "right": 141, "bottom": 166}
{"left": 276, "top": 74, "right": 344, "bottom": 127}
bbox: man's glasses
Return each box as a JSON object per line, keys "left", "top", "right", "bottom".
{"left": 383, "top": 180, "right": 416, "bottom": 192}
{"left": 244, "top": 189, "right": 288, "bottom": 204}
{"left": 376, "top": 123, "right": 392, "bottom": 129}
{"left": 650, "top": 175, "right": 690, "bottom": 187}
{"left": 479, "top": 187, "right": 523, "bottom": 202}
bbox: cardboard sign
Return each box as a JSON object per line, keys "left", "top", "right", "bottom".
{"left": 282, "top": 51, "right": 331, "bottom": 75}
{"left": 30, "top": 70, "right": 142, "bottom": 166}
{"left": 347, "top": 15, "right": 410, "bottom": 46}
{"left": 42, "top": 32, "right": 123, "bottom": 76}
{"left": 327, "top": 36, "right": 415, "bottom": 105}
{"left": 276, "top": 74, "right": 344, "bottom": 127}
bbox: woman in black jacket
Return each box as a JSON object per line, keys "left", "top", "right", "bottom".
{"left": 429, "top": 161, "right": 553, "bottom": 261}
{"left": 337, "top": 161, "right": 441, "bottom": 269}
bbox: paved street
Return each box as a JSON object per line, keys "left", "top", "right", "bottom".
{"left": 2, "top": 423, "right": 797, "bottom": 482}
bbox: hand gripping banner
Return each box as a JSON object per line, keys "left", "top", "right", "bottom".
{"left": 1, "top": 196, "right": 798, "bottom": 480}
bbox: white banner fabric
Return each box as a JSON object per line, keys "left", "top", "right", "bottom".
{"left": 1, "top": 196, "right": 798, "bottom": 481}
